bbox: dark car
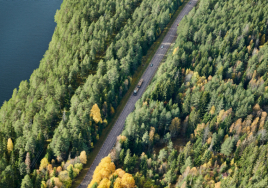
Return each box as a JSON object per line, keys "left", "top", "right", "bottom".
{"left": 150, "top": 64, "right": 153, "bottom": 67}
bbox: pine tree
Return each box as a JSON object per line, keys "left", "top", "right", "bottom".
{"left": 163, "top": 132, "right": 171, "bottom": 144}
{"left": 52, "top": 167, "right": 57, "bottom": 177}
{"left": 68, "top": 165, "right": 74, "bottom": 180}
{"left": 182, "top": 95, "right": 191, "bottom": 115}
{"left": 167, "top": 141, "right": 174, "bottom": 154}
{"left": 142, "top": 132, "right": 149, "bottom": 146}
{"left": 169, "top": 117, "right": 181, "bottom": 137}
{"left": 0, "top": 137, "right": 4, "bottom": 157}
{"left": 51, "top": 179, "right": 55, "bottom": 187}
{"left": 124, "top": 149, "right": 131, "bottom": 169}
{"left": 34, "top": 174, "right": 42, "bottom": 188}
{"left": 21, "top": 174, "right": 33, "bottom": 188}
{"left": 119, "top": 149, "right": 125, "bottom": 164}
{"left": 10, "top": 151, "right": 15, "bottom": 165}
{"left": 220, "top": 137, "right": 233, "bottom": 156}
{"left": 260, "top": 34, "right": 266, "bottom": 45}
{"left": 215, "top": 98, "right": 224, "bottom": 114}
{"left": 180, "top": 156, "right": 192, "bottom": 174}
{"left": 165, "top": 169, "right": 175, "bottom": 184}
{"left": 201, "top": 150, "right": 211, "bottom": 164}
{"left": 158, "top": 149, "right": 167, "bottom": 162}
{"left": 192, "top": 175, "right": 204, "bottom": 188}
{"left": 25, "top": 136, "right": 35, "bottom": 154}
{"left": 188, "top": 108, "right": 200, "bottom": 135}
{"left": 19, "top": 162, "right": 27, "bottom": 176}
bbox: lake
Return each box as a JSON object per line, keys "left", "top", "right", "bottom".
{"left": 0, "top": 0, "right": 62, "bottom": 104}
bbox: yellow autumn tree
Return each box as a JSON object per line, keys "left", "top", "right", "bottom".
{"left": 215, "top": 181, "right": 221, "bottom": 188}
{"left": 7, "top": 138, "right": 13, "bottom": 153}
{"left": 236, "top": 139, "right": 241, "bottom": 147}
{"left": 114, "top": 168, "right": 125, "bottom": 178}
{"left": 48, "top": 177, "right": 62, "bottom": 188}
{"left": 90, "top": 104, "right": 102, "bottom": 123}
{"left": 181, "top": 181, "right": 187, "bottom": 188}
{"left": 173, "top": 47, "right": 179, "bottom": 55}
{"left": 39, "top": 157, "right": 49, "bottom": 171}
{"left": 207, "top": 137, "right": 212, "bottom": 144}
{"left": 41, "top": 181, "right": 47, "bottom": 188}
{"left": 114, "top": 178, "right": 122, "bottom": 188}
{"left": 98, "top": 178, "right": 111, "bottom": 188}
{"left": 209, "top": 106, "right": 215, "bottom": 115}
{"left": 58, "top": 170, "right": 72, "bottom": 187}
{"left": 111, "top": 106, "right": 115, "bottom": 115}
{"left": 88, "top": 156, "right": 116, "bottom": 187}
{"left": 121, "top": 173, "right": 135, "bottom": 188}
{"left": 217, "top": 110, "right": 225, "bottom": 124}
{"left": 189, "top": 167, "right": 198, "bottom": 176}
{"left": 149, "top": 127, "right": 155, "bottom": 142}
{"left": 88, "top": 157, "right": 135, "bottom": 188}
{"left": 79, "top": 151, "right": 87, "bottom": 164}
{"left": 117, "top": 135, "right": 127, "bottom": 143}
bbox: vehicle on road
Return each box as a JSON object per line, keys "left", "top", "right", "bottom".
{"left": 150, "top": 64, "right": 153, "bottom": 67}
{"left": 79, "top": 0, "right": 197, "bottom": 185}
{"left": 137, "top": 79, "right": 144, "bottom": 88}
{"left": 161, "top": 45, "right": 164, "bottom": 48}
{"left": 189, "top": 2, "right": 191, "bottom": 4}
{"left": 133, "top": 87, "right": 139, "bottom": 95}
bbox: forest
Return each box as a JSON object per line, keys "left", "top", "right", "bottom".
{"left": 89, "top": 0, "right": 268, "bottom": 187}
{"left": 0, "top": 0, "right": 183, "bottom": 187}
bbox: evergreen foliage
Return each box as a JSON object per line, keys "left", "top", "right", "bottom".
{"left": 102, "top": 0, "right": 268, "bottom": 187}
{"left": 0, "top": 0, "right": 183, "bottom": 186}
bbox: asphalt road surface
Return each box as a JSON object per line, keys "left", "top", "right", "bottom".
{"left": 78, "top": 1, "right": 198, "bottom": 187}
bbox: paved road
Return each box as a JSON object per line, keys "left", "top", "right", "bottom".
{"left": 78, "top": 1, "right": 198, "bottom": 187}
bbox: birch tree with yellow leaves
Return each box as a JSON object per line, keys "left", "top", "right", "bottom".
{"left": 7, "top": 138, "right": 13, "bottom": 153}
{"left": 79, "top": 151, "right": 87, "bottom": 164}
{"left": 88, "top": 156, "right": 135, "bottom": 188}
{"left": 91, "top": 104, "right": 103, "bottom": 123}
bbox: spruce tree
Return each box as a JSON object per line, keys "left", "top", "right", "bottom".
{"left": 21, "top": 175, "right": 33, "bottom": 188}
{"left": 220, "top": 137, "right": 233, "bottom": 156}
{"left": 69, "top": 166, "right": 74, "bottom": 180}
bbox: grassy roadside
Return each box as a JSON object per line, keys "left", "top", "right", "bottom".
{"left": 71, "top": 1, "right": 189, "bottom": 187}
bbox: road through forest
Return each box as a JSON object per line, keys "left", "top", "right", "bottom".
{"left": 78, "top": 0, "right": 198, "bottom": 187}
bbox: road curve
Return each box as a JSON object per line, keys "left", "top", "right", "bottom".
{"left": 78, "top": 1, "right": 198, "bottom": 187}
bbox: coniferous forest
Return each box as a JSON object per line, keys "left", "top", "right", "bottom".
{"left": 1, "top": 0, "right": 268, "bottom": 187}
{"left": 89, "top": 0, "right": 268, "bottom": 187}
{"left": 0, "top": 0, "right": 183, "bottom": 187}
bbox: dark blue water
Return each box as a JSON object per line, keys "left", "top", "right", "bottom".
{"left": 0, "top": 0, "right": 62, "bottom": 104}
